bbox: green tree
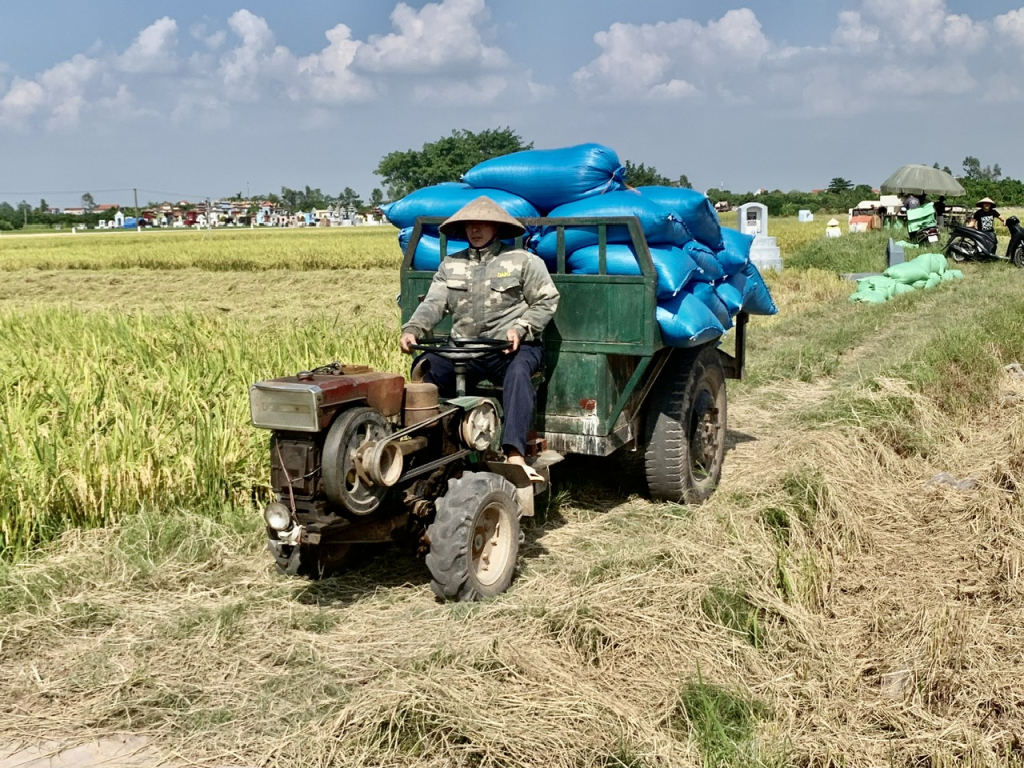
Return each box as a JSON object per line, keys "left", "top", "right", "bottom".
{"left": 375, "top": 127, "right": 531, "bottom": 200}
{"left": 369, "top": 188, "right": 384, "bottom": 208}
{"left": 81, "top": 192, "right": 96, "bottom": 213}
{"left": 624, "top": 160, "right": 672, "bottom": 187}
{"left": 827, "top": 177, "right": 853, "bottom": 193}
{"left": 675, "top": 174, "right": 692, "bottom": 190}
{"left": 962, "top": 156, "right": 1002, "bottom": 181}
{"left": 337, "top": 187, "right": 363, "bottom": 213}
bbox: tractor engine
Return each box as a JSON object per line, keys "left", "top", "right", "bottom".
{"left": 249, "top": 364, "right": 407, "bottom": 523}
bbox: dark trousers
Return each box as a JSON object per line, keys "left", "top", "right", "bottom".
{"left": 415, "top": 345, "right": 543, "bottom": 456}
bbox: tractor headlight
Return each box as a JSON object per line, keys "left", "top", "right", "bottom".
{"left": 264, "top": 501, "right": 293, "bottom": 532}
{"left": 249, "top": 382, "right": 321, "bottom": 432}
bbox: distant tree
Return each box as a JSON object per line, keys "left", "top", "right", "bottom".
{"left": 962, "top": 156, "right": 1002, "bottom": 181}
{"left": 369, "top": 188, "right": 385, "bottom": 208}
{"left": 827, "top": 177, "right": 853, "bottom": 193}
{"left": 37, "top": 198, "right": 48, "bottom": 213}
{"left": 338, "top": 187, "right": 363, "bottom": 213}
{"left": 675, "top": 174, "right": 692, "bottom": 189}
{"left": 376, "top": 127, "right": 531, "bottom": 200}
{"left": 624, "top": 160, "right": 671, "bottom": 187}
{"left": 81, "top": 192, "right": 96, "bottom": 213}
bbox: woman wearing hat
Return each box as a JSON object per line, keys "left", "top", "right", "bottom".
{"left": 971, "top": 197, "right": 1003, "bottom": 252}
{"left": 400, "top": 196, "right": 559, "bottom": 478}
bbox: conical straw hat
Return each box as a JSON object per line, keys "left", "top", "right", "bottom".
{"left": 439, "top": 196, "right": 526, "bottom": 240}
{"left": 977, "top": 197, "right": 996, "bottom": 206}
{"left": 827, "top": 218, "right": 840, "bottom": 226}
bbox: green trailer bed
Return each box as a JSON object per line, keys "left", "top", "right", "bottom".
{"left": 400, "top": 215, "right": 746, "bottom": 457}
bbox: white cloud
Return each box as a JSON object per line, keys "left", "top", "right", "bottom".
{"left": 572, "top": 9, "right": 773, "bottom": 101}
{"left": 190, "top": 22, "right": 227, "bottom": 50}
{"left": 0, "top": 78, "right": 46, "bottom": 130}
{"left": 854, "top": 0, "right": 987, "bottom": 55}
{"left": 995, "top": 8, "right": 1024, "bottom": 47}
{"left": 118, "top": 17, "right": 179, "bottom": 73}
{"left": 573, "top": 1, "right": 1002, "bottom": 115}
{"left": 0, "top": 54, "right": 101, "bottom": 130}
{"left": 296, "top": 24, "right": 376, "bottom": 103}
{"left": 413, "top": 74, "right": 509, "bottom": 104}
{"left": 355, "top": 0, "right": 508, "bottom": 73}
{"left": 831, "top": 11, "right": 880, "bottom": 53}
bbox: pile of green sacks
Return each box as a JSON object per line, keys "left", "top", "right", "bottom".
{"left": 849, "top": 251, "right": 963, "bottom": 304}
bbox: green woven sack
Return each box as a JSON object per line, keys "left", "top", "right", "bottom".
{"left": 856, "top": 275, "right": 897, "bottom": 297}
{"left": 942, "top": 269, "right": 964, "bottom": 280}
{"left": 893, "top": 282, "right": 915, "bottom": 295}
{"left": 850, "top": 290, "right": 888, "bottom": 304}
{"left": 924, "top": 273, "right": 942, "bottom": 289}
{"left": 885, "top": 255, "right": 932, "bottom": 283}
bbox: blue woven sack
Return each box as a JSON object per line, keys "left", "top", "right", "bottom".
{"left": 690, "top": 282, "right": 733, "bottom": 330}
{"left": 716, "top": 278, "right": 744, "bottom": 317}
{"left": 382, "top": 183, "right": 539, "bottom": 230}
{"left": 742, "top": 262, "right": 778, "bottom": 315}
{"left": 567, "top": 244, "right": 699, "bottom": 299}
{"left": 656, "top": 292, "right": 726, "bottom": 348}
{"left": 682, "top": 241, "right": 724, "bottom": 283}
{"left": 398, "top": 228, "right": 469, "bottom": 271}
{"left": 717, "top": 229, "right": 753, "bottom": 275}
{"left": 534, "top": 191, "right": 689, "bottom": 260}
{"left": 463, "top": 143, "right": 626, "bottom": 212}
{"left": 637, "top": 186, "right": 723, "bottom": 251}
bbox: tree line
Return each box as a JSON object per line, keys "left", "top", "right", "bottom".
{"left": 4, "top": 133, "right": 1019, "bottom": 232}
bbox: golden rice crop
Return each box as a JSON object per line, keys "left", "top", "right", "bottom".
{"left": 0, "top": 307, "right": 405, "bottom": 557}
{"left": 0, "top": 226, "right": 402, "bottom": 271}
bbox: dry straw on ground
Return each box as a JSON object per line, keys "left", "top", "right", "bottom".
{"left": 2, "top": 363, "right": 1022, "bottom": 767}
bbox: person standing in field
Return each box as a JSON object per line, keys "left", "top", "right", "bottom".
{"left": 971, "top": 197, "right": 1003, "bottom": 252}
{"left": 933, "top": 196, "right": 947, "bottom": 230}
{"left": 400, "top": 196, "right": 559, "bottom": 481}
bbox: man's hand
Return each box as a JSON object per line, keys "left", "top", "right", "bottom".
{"left": 505, "top": 327, "right": 521, "bottom": 354}
{"left": 400, "top": 332, "right": 418, "bottom": 354}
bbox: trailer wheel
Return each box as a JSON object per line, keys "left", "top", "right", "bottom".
{"left": 644, "top": 344, "right": 727, "bottom": 504}
{"left": 1012, "top": 245, "right": 1024, "bottom": 269}
{"left": 426, "top": 472, "right": 521, "bottom": 601}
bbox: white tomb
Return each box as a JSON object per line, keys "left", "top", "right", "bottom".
{"left": 736, "top": 202, "right": 782, "bottom": 271}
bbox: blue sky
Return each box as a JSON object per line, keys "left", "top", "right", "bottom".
{"left": 3, "top": 0, "right": 1024, "bottom": 208}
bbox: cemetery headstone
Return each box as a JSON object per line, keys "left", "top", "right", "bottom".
{"left": 737, "top": 201, "right": 782, "bottom": 271}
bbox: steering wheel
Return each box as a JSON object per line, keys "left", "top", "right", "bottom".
{"left": 409, "top": 336, "right": 512, "bottom": 362}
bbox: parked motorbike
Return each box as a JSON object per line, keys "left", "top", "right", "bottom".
{"left": 944, "top": 216, "right": 1024, "bottom": 267}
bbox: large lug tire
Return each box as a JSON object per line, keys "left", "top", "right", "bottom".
{"left": 644, "top": 344, "right": 727, "bottom": 505}
{"left": 425, "top": 472, "right": 522, "bottom": 602}
{"left": 269, "top": 538, "right": 354, "bottom": 579}
{"left": 322, "top": 406, "right": 391, "bottom": 516}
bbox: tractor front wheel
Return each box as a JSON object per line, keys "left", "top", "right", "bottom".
{"left": 644, "top": 344, "right": 727, "bottom": 505}
{"left": 425, "top": 472, "right": 521, "bottom": 601}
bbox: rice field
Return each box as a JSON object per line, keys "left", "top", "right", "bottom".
{"left": 3, "top": 222, "right": 1024, "bottom": 767}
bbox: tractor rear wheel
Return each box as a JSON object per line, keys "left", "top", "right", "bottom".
{"left": 644, "top": 344, "right": 727, "bottom": 505}
{"left": 426, "top": 472, "right": 521, "bottom": 601}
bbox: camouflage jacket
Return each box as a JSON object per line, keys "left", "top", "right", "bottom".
{"left": 402, "top": 241, "right": 559, "bottom": 343}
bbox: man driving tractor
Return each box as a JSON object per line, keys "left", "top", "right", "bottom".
{"left": 399, "top": 196, "right": 559, "bottom": 481}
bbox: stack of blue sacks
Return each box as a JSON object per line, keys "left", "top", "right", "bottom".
{"left": 382, "top": 143, "right": 777, "bottom": 348}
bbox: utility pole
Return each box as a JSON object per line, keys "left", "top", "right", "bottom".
{"left": 133, "top": 188, "right": 139, "bottom": 220}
